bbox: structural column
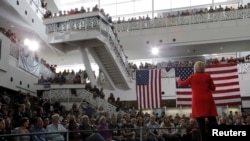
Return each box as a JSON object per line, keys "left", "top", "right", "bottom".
{"left": 79, "top": 47, "right": 97, "bottom": 87}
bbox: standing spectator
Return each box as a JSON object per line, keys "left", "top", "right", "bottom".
{"left": 91, "top": 85, "right": 100, "bottom": 98}
{"left": 107, "top": 93, "right": 115, "bottom": 104}
{"left": 85, "top": 103, "right": 95, "bottom": 118}
{"left": 99, "top": 87, "right": 105, "bottom": 99}
{"left": 12, "top": 104, "right": 28, "bottom": 128}
{"left": 38, "top": 75, "right": 45, "bottom": 84}
{"left": 41, "top": 98, "right": 51, "bottom": 116}
{"left": 115, "top": 97, "right": 122, "bottom": 111}
{"left": 41, "top": 0, "right": 47, "bottom": 8}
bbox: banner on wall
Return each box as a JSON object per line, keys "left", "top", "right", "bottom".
{"left": 18, "top": 46, "right": 40, "bottom": 77}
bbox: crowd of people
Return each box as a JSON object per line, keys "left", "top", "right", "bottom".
{"left": 38, "top": 69, "right": 88, "bottom": 85}
{"left": 0, "top": 27, "right": 18, "bottom": 43}
{"left": 1, "top": 1, "right": 250, "bottom": 140}
{"left": 127, "top": 55, "right": 249, "bottom": 73}
{"left": 0, "top": 89, "right": 250, "bottom": 141}
{"left": 112, "top": 3, "right": 250, "bottom": 24}
{"left": 42, "top": 2, "right": 113, "bottom": 23}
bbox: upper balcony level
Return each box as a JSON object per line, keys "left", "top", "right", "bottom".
{"left": 112, "top": 8, "right": 250, "bottom": 60}
{"left": 2, "top": 0, "right": 250, "bottom": 63}
{"left": 2, "top": 0, "right": 250, "bottom": 90}
{"left": 42, "top": 12, "right": 132, "bottom": 90}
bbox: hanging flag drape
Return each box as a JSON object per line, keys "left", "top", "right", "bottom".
{"left": 136, "top": 69, "right": 162, "bottom": 109}
{"left": 175, "top": 63, "right": 241, "bottom": 107}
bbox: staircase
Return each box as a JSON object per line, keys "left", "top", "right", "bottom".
{"left": 88, "top": 45, "right": 130, "bottom": 90}
{"left": 43, "top": 13, "right": 132, "bottom": 90}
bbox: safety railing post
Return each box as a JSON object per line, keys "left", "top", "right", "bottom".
{"left": 140, "top": 127, "right": 142, "bottom": 141}
{"left": 66, "top": 130, "right": 69, "bottom": 141}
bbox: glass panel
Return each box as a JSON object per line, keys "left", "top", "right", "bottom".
{"left": 155, "top": 0, "right": 172, "bottom": 10}
{"left": 102, "top": 5, "right": 117, "bottom": 16}
{"left": 100, "top": 0, "right": 117, "bottom": 6}
{"left": 117, "top": 2, "right": 134, "bottom": 15}
{"left": 214, "top": 0, "right": 229, "bottom": 3}
{"left": 117, "top": 0, "right": 134, "bottom": 3}
{"left": 134, "top": 0, "right": 152, "bottom": 13}
{"left": 171, "top": 0, "right": 192, "bottom": 9}
{"left": 190, "top": 0, "right": 212, "bottom": 6}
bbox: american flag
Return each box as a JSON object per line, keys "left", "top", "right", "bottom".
{"left": 136, "top": 69, "right": 162, "bottom": 109}
{"left": 175, "top": 63, "right": 241, "bottom": 107}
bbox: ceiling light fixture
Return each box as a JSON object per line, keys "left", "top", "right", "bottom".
{"left": 24, "top": 39, "right": 39, "bottom": 51}
{"left": 151, "top": 47, "right": 159, "bottom": 55}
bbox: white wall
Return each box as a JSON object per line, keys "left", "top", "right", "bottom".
{"left": 0, "top": 34, "right": 10, "bottom": 72}
{"left": 0, "top": 35, "right": 39, "bottom": 96}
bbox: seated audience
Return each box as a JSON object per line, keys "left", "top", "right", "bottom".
{"left": 46, "top": 114, "right": 67, "bottom": 141}
{"left": 13, "top": 117, "right": 31, "bottom": 141}
{"left": 0, "top": 118, "right": 11, "bottom": 141}
{"left": 79, "top": 115, "right": 105, "bottom": 141}
{"left": 97, "top": 116, "right": 112, "bottom": 140}
{"left": 30, "top": 117, "right": 48, "bottom": 141}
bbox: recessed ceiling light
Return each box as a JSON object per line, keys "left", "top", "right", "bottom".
{"left": 151, "top": 47, "right": 159, "bottom": 55}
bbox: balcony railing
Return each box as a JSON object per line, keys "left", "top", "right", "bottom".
{"left": 114, "top": 8, "right": 250, "bottom": 32}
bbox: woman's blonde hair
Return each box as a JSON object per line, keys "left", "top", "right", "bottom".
{"left": 194, "top": 61, "right": 205, "bottom": 73}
